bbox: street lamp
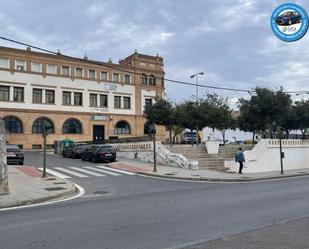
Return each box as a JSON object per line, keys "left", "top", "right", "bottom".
{"left": 190, "top": 72, "right": 204, "bottom": 145}
{"left": 190, "top": 72, "right": 204, "bottom": 102}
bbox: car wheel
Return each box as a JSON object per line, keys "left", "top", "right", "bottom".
{"left": 19, "top": 161, "right": 24, "bottom": 165}
{"left": 62, "top": 152, "right": 66, "bottom": 157}
{"left": 92, "top": 157, "right": 97, "bottom": 163}
{"left": 72, "top": 153, "right": 75, "bottom": 159}
{"left": 81, "top": 155, "right": 85, "bottom": 161}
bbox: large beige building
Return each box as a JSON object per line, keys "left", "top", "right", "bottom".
{"left": 0, "top": 46, "right": 165, "bottom": 149}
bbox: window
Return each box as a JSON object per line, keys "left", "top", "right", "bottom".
{"left": 32, "top": 117, "right": 54, "bottom": 134}
{"left": 16, "top": 60, "right": 26, "bottom": 71}
{"left": 90, "top": 93, "right": 97, "bottom": 107}
{"left": 89, "top": 70, "right": 96, "bottom": 79}
{"left": 125, "top": 74, "right": 131, "bottom": 84}
{"left": 142, "top": 74, "right": 147, "bottom": 85}
{"left": 149, "top": 75, "right": 156, "bottom": 86}
{"left": 100, "top": 94, "right": 108, "bottom": 107}
{"left": 113, "top": 73, "right": 120, "bottom": 82}
{"left": 47, "top": 64, "right": 57, "bottom": 74}
{"left": 114, "top": 121, "right": 131, "bottom": 134}
{"left": 101, "top": 72, "right": 108, "bottom": 80}
{"left": 45, "top": 90, "right": 55, "bottom": 104}
{"left": 114, "top": 96, "right": 121, "bottom": 109}
{"left": 62, "top": 66, "right": 70, "bottom": 76}
{"left": 0, "top": 58, "right": 9, "bottom": 68}
{"left": 74, "top": 92, "right": 83, "bottom": 106}
{"left": 63, "top": 91, "right": 71, "bottom": 105}
{"left": 62, "top": 118, "right": 82, "bottom": 134}
{"left": 31, "top": 62, "right": 42, "bottom": 73}
{"left": 123, "top": 97, "right": 131, "bottom": 109}
{"left": 32, "top": 144, "right": 42, "bottom": 149}
{"left": 13, "top": 87, "right": 24, "bottom": 102}
{"left": 4, "top": 116, "right": 23, "bottom": 133}
{"left": 145, "top": 98, "right": 153, "bottom": 108}
{"left": 75, "top": 68, "right": 83, "bottom": 77}
{"left": 0, "top": 86, "right": 9, "bottom": 101}
{"left": 33, "top": 89, "right": 43, "bottom": 103}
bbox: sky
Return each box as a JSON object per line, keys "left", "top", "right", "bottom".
{"left": 0, "top": 0, "right": 308, "bottom": 107}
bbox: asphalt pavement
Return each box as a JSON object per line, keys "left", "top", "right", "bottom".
{"left": 1, "top": 152, "right": 309, "bottom": 249}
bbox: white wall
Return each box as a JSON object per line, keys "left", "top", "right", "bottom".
{"left": 0, "top": 71, "right": 136, "bottom": 115}
{"left": 225, "top": 139, "right": 309, "bottom": 173}
{"left": 203, "top": 127, "right": 257, "bottom": 142}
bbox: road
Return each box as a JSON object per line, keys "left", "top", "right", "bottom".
{"left": 1, "top": 152, "right": 309, "bottom": 249}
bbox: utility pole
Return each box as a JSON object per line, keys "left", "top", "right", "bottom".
{"left": 153, "top": 126, "right": 157, "bottom": 173}
{"left": 42, "top": 119, "right": 48, "bottom": 178}
{"left": 278, "top": 127, "right": 284, "bottom": 174}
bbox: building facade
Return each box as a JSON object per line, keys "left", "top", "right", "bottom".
{"left": 0, "top": 46, "right": 165, "bottom": 149}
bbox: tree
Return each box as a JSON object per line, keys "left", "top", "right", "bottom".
{"left": 293, "top": 101, "right": 309, "bottom": 138}
{"left": 175, "top": 101, "right": 202, "bottom": 146}
{"left": 171, "top": 125, "right": 184, "bottom": 144}
{"left": 200, "top": 94, "right": 235, "bottom": 144}
{"left": 238, "top": 87, "right": 292, "bottom": 139}
{"left": 144, "top": 97, "right": 175, "bottom": 145}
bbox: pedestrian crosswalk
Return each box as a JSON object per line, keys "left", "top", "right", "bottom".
{"left": 38, "top": 165, "right": 136, "bottom": 179}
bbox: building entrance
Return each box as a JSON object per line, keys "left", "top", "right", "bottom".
{"left": 93, "top": 125, "right": 105, "bottom": 143}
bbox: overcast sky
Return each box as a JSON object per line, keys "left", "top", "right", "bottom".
{"left": 0, "top": 0, "right": 308, "bottom": 106}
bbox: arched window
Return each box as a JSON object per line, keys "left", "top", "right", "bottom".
{"left": 3, "top": 116, "right": 23, "bottom": 133}
{"left": 32, "top": 117, "right": 54, "bottom": 134}
{"left": 144, "top": 121, "right": 153, "bottom": 135}
{"left": 149, "top": 75, "right": 156, "bottom": 86}
{"left": 114, "top": 121, "right": 131, "bottom": 134}
{"left": 62, "top": 118, "right": 82, "bottom": 134}
{"left": 141, "top": 74, "right": 147, "bottom": 85}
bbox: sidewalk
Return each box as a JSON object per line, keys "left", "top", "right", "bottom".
{"left": 110, "top": 158, "right": 309, "bottom": 182}
{"left": 0, "top": 166, "right": 77, "bottom": 209}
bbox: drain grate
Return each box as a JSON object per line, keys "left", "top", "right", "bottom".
{"left": 298, "top": 172, "right": 307, "bottom": 174}
{"left": 53, "top": 182, "right": 67, "bottom": 185}
{"left": 45, "top": 187, "right": 65, "bottom": 191}
{"left": 164, "top": 173, "right": 177, "bottom": 176}
{"left": 44, "top": 177, "right": 56, "bottom": 181}
{"left": 93, "top": 191, "right": 109, "bottom": 195}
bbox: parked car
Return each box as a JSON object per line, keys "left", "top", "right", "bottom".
{"left": 180, "top": 130, "right": 198, "bottom": 144}
{"left": 6, "top": 144, "right": 24, "bottom": 165}
{"left": 275, "top": 11, "right": 301, "bottom": 26}
{"left": 81, "top": 144, "right": 116, "bottom": 163}
{"left": 62, "top": 143, "right": 88, "bottom": 159}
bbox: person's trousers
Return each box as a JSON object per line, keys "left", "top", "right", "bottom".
{"left": 238, "top": 161, "right": 244, "bottom": 173}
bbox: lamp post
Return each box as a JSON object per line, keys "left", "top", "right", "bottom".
{"left": 190, "top": 72, "right": 204, "bottom": 102}
{"left": 149, "top": 123, "right": 157, "bottom": 173}
{"left": 190, "top": 72, "right": 204, "bottom": 145}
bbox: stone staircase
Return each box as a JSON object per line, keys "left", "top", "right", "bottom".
{"left": 166, "top": 144, "right": 254, "bottom": 171}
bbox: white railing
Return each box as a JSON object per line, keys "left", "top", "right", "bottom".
{"left": 113, "top": 141, "right": 197, "bottom": 170}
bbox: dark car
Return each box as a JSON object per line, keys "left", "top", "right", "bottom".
{"left": 275, "top": 11, "right": 301, "bottom": 26}
{"left": 6, "top": 144, "right": 24, "bottom": 165}
{"left": 62, "top": 143, "right": 88, "bottom": 159}
{"left": 81, "top": 144, "right": 116, "bottom": 163}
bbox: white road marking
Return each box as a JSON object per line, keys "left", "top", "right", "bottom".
{"left": 0, "top": 183, "right": 85, "bottom": 212}
{"left": 55, "top": 167, "right": 88, "bottom": 178}
{"left": 69, "top": 167, "right": 105, "bottom": 177}
{"left": 83, "top": 166, "right": 120, "bottom": 176}
{"left": 97, "top": 165, "right": 136, "bottom": 175}
{"left": 38, "top": 168, "right": 71, "bottom": 179}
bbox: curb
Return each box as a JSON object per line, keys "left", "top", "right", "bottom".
{"left": 138, "top": 172, "right": 309, "bottom": 182}
{"left": 0, "top": 182, "right": 78, "bottom": 209}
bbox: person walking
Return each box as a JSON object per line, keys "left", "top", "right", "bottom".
{"left": 235, "top": 147, "right": 245, "bottom": 174}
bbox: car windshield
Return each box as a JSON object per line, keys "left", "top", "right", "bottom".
{"left": 99, "top": 146, "right": 114, "bottom": 152}
{"left": 6, "top": 145, "right": 20, "bottom": 151}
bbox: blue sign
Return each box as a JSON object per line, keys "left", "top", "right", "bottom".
{"left": 270, "top": 3, "right": 308, "bottom": 42}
